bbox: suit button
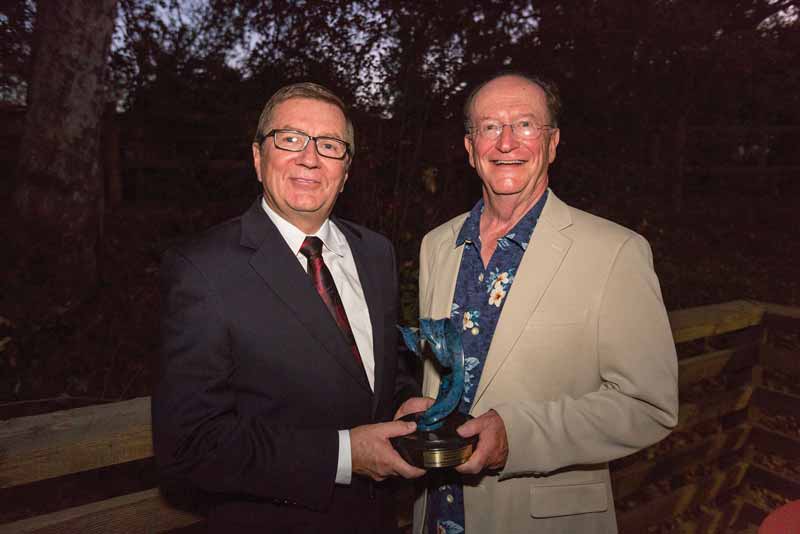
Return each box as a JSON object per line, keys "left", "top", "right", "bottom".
{"left": 446, "top": 494, "right": 454, "bottom": 504}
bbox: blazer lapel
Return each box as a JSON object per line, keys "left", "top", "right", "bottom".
{"left": 422, "top": 216, "right": 467, "bottom": 399}
{"left": 471, "top": 192, "right": 573, "bottom": 409}
{"left": 425, "top": 216, "right": 468, "bottom": 320}
{"left": 241, "top": 201, "right": 371, "bottom": 392}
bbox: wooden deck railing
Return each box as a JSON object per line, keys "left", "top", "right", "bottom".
{"left": 1, "top": 300, "right": 799, "bottom": 533}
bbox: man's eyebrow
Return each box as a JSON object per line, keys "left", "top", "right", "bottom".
{"left": 275, "top": 125, "right": 345, "bottom": 139}
{"left": 476, "top": 113, "right": 539, "bottom": 121}
{"left": 316, "top": 132, "right": 346, "bottom": 139}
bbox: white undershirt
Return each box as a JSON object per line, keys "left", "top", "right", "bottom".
{"left": 262, "top": 198, "right": 374, "bottom": 484}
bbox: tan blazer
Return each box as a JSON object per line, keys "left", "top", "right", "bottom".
{"left": 412, "top": 191, "right": 678, "bottom": 534}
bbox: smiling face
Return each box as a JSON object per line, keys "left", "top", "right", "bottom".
{"left": 464, "top": 75, "right": 560, "bottom": 208}
{"left": 252, "top": 97, "right": 350, "bottom": 234}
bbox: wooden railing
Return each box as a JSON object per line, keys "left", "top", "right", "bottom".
{"left": 1, "top": 300, "right": 799, "bottom": 533}
{"left": 613, "top": 300, "right": 800, "bottom": 533}
{"left": 0, "top": 397, "right": 200, "bottom": 533}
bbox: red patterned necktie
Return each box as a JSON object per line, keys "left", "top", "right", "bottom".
{"left": 299, "top": 236, "right": 363, "bottom": 366}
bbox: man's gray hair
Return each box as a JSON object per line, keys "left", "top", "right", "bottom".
{"left": 254, "top": 82, "right": 355, "bottom": 156}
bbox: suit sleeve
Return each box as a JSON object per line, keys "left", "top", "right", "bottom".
{"left": 494, "top": 234, "right": 679, "bottom": 475}
{"left": 152, "top": 249, "right": 339, "bottom": 510}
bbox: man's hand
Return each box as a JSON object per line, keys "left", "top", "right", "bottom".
{"left": 454, "top": 409, "right": 508, "bottom": 475}
{"left": 350, "top": 420, "right": 426, "bottom": 481}
{"left": 394, "top": 396, "right": 435, "bottom": 420}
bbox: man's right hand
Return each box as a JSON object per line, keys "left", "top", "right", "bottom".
{"left": 394, "top": 396, "right": 435, "bottom": 420}
{"left": 350, "top": 420, "right": 426, "bottom": 481}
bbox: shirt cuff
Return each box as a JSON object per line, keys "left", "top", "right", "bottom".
{"left": 335, "top": 429, "right": 352, "bottom": 485}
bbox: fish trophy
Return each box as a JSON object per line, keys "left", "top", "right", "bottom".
{"left": 393, "top": 318, "right": 478, "bottom": 468}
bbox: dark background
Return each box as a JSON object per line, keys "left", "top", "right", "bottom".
{"left": 1, "top": 0, "right": 798, "bottom": 415}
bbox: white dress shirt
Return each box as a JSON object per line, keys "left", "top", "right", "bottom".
{"left": 262, "top": 198, "right": 374, "bottom": 484}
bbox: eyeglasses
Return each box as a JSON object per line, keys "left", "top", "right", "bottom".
{"left": 257, "top": 129, "right": 351, "bottom": 160}
{"left": 469, "top": 119, "right": 556, "bottom": 141}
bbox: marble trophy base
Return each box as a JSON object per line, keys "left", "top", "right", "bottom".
{"left": 392, "top": 411, "right": 478, "bottom": 468}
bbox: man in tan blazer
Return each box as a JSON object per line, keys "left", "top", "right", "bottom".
{"left": 412, "top": 73, "right": 679, "bottom": 533}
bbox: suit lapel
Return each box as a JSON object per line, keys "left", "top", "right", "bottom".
{"left": 471, "top": 192, "right": 574, "bottom": 409}
{"left": 334, "top": 219, "right": 381, "bottom": 409}
{"left": 242, "top": 201, "right": 371, "bottom": 392}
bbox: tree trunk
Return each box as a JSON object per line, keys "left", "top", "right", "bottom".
{"left": 12, "top": 0, "right": 118, "bottom": 304}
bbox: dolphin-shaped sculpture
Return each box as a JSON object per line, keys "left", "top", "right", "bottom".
{"left": 399, "top": 318, "right": 465, "bottom": 432}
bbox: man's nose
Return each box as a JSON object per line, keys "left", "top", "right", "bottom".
{"left": 495, "top": 124, "right": 519, "bottom": 151}
{"left": 297, "top": 141, "right": 321, "bottom": 166}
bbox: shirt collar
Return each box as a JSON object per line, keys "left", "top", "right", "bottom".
{"left": 455, "top": 200, "right": 484, "bottom": 247}
{"left": 455, "top": 189, "right": 549, "bottom": 250}
{"left": 261, "top": 197, "right": 345, "bottom": 257}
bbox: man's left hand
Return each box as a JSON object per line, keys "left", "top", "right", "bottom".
{"left": 454, "top": 409, "right": 508, "bottom": 474}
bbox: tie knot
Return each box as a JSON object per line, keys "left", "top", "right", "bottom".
{"left": 299, "top": 236, "right": 324, "bottom": 259}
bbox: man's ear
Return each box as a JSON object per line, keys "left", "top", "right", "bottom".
{"left": 547, "top": 129, "right": 560, "bottom": 164}
{"left": 464, "top": 135, "right": 476, "bottom": 168}
{"left": 252, "top": 143, "right": 263, "bottom": 183}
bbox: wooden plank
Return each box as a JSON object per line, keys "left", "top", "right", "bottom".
{"left": 679, "top": 343, "right": 759, "bottom": 392}
{"left": 669, "top": 301, "right": 765, "bottom": 344}
{"left": 746, "top": 464, "right": 800, "bottom": 500}
{"left": 0, "top": 488, "right": 202, "bottom": 534}
{"left": 679, "top": 386, "right": 753, "bottom": 429}
{"left": 750, "top": 424, "right": 800, "bottom": 458}
{"left": 617, "top": 462, "right": 749, "bottom": 534}
{"left": 761, "top": 345, "right": 800, "bottom": 379}
{"left": 711, "top": 499, "right": 757, "bottom": 534}
{"left": 755, "top": 301, "right": 800, "bottom": 320}
{"left": 612, "top": 424, "right": 751, "bottom": 500}
{"left": 731, "top": 500, "right": 769, "bottom": 530}
{"left": 666, "top": 507, "right": 724, "bottom": 534}
{"left": 681, "top": 500, "right": 748, "bottom": 534}
{"left": 0, "top": 397, "right": 153, "bottom": 489}
{"left": 752, "top": 386, "right": 800, "bottom": 418}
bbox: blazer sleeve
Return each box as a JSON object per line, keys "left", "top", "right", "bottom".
{"left": 495, "top": 234, "right": 679, "bottom": 476}
{"left": 152, "top": 249, "right": 339, "bottom": 510}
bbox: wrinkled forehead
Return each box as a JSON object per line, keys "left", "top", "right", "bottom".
{"left": 270, "top": 97, "right": 348, "bottom": 137}
{"left": 470, "top": 76, "right": 550, "bottom": 123}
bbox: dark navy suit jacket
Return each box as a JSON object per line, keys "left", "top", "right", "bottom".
{"left": 152, "top": 199, "right": 417, "bottom": 533}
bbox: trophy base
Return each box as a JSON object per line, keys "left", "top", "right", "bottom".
{"left": 392, "top": 411, "right": 478, "bottom": 468}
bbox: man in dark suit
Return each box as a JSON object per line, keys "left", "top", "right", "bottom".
{"left": 153, "top": 82, "right": 430, "bottom": 533}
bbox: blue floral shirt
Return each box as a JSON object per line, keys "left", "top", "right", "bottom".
{"left": 426, "top": 191, "right": 548, "bottom": 534}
